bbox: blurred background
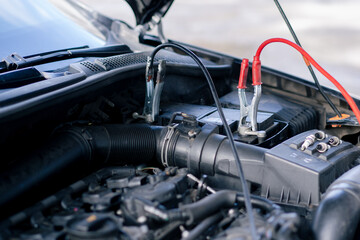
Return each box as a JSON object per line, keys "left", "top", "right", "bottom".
{"left": 82, "top": 0, "right": 360, "bottom": 98}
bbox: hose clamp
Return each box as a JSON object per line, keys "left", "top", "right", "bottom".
{"left": 161, "top": 123, "right": 178, "bottom": 167}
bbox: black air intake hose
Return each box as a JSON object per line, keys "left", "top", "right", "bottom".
{"left": 158, "top": 124, "right": 266, "bottom": 190}
{"left": 313, "top": 164, "right": 360, "bottom": 240}
{"left": 180, "top": 190, "right": 237, "bottom": 225}
{"left": 0, "top": 124, "right": 161, "bottom": 218}
{"left": 179, "top": 190, "right": 280, "bottom": 226}
{"left": 75, "top": 124, "right": 159, "bottom": 163}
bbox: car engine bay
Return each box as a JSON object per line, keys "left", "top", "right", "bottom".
{"left": 1, "top": 1, "right": 360, "bottom": 240}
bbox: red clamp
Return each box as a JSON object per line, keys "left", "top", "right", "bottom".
{"left": 237, "top": 58, "right": 249, "bottom": 89}
{"left": 252, "top": 56, "right": 262, "bottom": 86}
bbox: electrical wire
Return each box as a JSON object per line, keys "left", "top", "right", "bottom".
{"left": 254, "top": 38, "right": 360, "bottom": 124}
{"left": 148, "top": 42, "right": 258, "bottom": 240}
{"left": 273, "top": 0, "right": 343, "bottom": 117}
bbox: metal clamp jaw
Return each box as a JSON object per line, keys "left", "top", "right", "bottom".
{"left": 133, "top": 57, "right": 166, "bottom": 123}
{"left": 237, "top": 59, "right": 266, "bottom": 138}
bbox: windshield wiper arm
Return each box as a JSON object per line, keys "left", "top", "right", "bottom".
{"left": 0, "top": 44, "right": 132, "bottom": 73}
{"left": 24, "top": 45, "right": 89, "bottom": 58}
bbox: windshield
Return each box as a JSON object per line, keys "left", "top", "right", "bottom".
{"left": 0, "top": 0, "right": 104, "bottom": 71}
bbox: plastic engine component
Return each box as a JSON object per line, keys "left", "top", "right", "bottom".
{"left": 220, "top": 90, "right": 318, "bottom": 136}
{"left": 159, "top": 103, "right": 287, "bottom": 148}
{"left": 262, "top": 129, "right": 360, "bottom": 207}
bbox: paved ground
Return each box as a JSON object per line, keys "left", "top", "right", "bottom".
{"left": 82, "top": 0, "right": 360, "bottom": 98}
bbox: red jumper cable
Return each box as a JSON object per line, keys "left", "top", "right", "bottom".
{"left": 253, "top": 38, "right": 360, "bottom": 124}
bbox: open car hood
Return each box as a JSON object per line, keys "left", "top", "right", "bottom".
{"left": 125, "top": 0, "right": 174, "bottom": 25}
